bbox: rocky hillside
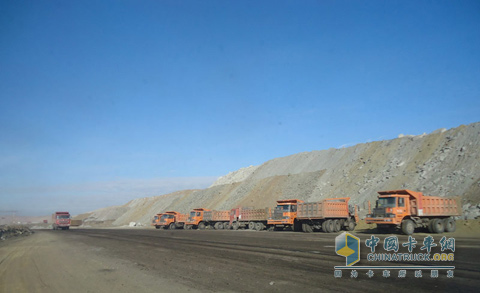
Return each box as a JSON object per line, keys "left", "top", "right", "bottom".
{"left": 77, "top": 122, "right": 480, "bottom": 226}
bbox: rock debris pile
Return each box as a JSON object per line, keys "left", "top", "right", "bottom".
{"left": 0, "top": 225, "right": 34, "bottom": 241}
{"left": 74, "top": 122, "right": 480, "bottom": 226}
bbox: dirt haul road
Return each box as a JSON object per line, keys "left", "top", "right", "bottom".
{"left": 1, "top": 229, "right": 479, "bottom": 293}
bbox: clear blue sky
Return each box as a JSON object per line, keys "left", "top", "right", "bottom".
{"left": 1, "top": 1, "right": 479, "bottom": 216}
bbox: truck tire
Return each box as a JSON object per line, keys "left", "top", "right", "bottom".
{"left": 333, "top": 220, "right": 341, "bottom": 232}
{"left": 432, "top": 218, "right": 445, "bottom": 233}
{"left": 401, "top": 219, "right": 415, "bottom": 235}
{"left": 155, "top": 226, "right": 160, "bottom": 229}
{"left": 248, "top": 222, "right": 256, "bottom": 230}
{"left": 302, "top": 223, "right": 313, "bottom": 233}
{"left": 184, "top": 225, "right": 192, "bottom": 230}
{"left": 198, "top": 222, "right": 206, "bottom": 230}
{"left": 169, "top": 223, "right": 176, "bottom": 230}
{"left": 427, "top": 219, "right": 435, "bottom": 233}
{"left": 321, "top": 221, "right": 327, "bottom": 233}
{"left": 214, "top": 222, "right": 221, "bottom": 230}
{"left": 444, "top": 218, "right": 456, "bottom": 232}
{"left": 255, "top": 222, "right": 264, "bottom": 231}
{"left": 324, "top": 220, "right": 333, "bottom": 233}
{"left": 232, "top": 221, "right": 239, "bottom": 230}
{"left": 346, "top": 219, "right": 356, "bottom": 231}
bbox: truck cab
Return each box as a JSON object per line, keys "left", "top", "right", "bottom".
{"left": 366, "top": 194, "right": 410, "bottom": 226}
{"left": 52, "top": 211, "right": 71, "bottom": 230}
{"left": 267, "top": 199, "right": 304, "bottom": 230}
{"left": 185, "top": 208, "right": 211, "bottom": 229}
{"left": 152, "top": 213, "right": 163, "bottom": 228}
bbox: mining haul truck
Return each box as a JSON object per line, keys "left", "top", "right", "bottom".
{"left": 155, "top": 211, "right": 188, "bottom": 230}
{"left": 184, "top": 208, "right": 230, "bottom": 230}
{"left": 365, "top": 189, "right": 460, "bottom": 235}
{"left": 297, "top": 197, "right": 359, "bottom": 233}
{"left": 52, "top": 211, "right": 71, "bottom": 230}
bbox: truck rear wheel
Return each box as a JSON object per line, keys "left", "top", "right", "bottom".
{"left": 444, "top": 218, "right": 456, "bottom": 232}
{"left": 214, "top": 222, "right": 221, "bottom": 230}
{"left": 321, "top": 221, "right": 327, "bottom": 233}
{"left": 432, "top": 218, "right": 445, "bottom": 233}
{"left": 427, "top": 220, "right": 435, "bottom": 233}
{"left": 302, "top": 223, "right": 313, "bottom": 233}
{"left": 255, "top": 222, "right": 264, "bottom": 231}
{"left": 248, "top": 222, "right": 256, "bottom": 230}
{"left": 401, "top": 219, "right": 415, "bottom": 235}
{"left": 333, "top": 220, "right": 341, "bottom": 232}
{"left": 324, "top": 220, "right": 333, "bottom": 233}
{"left": 169, "top": 223, "right": 176, "bottom": 230}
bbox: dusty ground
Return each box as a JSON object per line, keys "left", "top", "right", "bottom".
{"left": 1, "top": 228, "right": 479, "bottom": 292}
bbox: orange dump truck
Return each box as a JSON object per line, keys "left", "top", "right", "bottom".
{"left": 230, "top": 207, "right": 270, "bottom": 231}
{"left": 267, "top": 199, "right": 304, "bottom": 231}
{"left": 365, "top": 189, "right": 460, "bottom": 235}
{"left": 155, "top": 211, "right": 188, "bottom": 230}
{"left": 184, "top": 208, "right": 230, "bottom": 230}
{"left": 152, "top": 213, "right": 163, "bottom": 228}
{"left": 297, "top": 198, "right": 359, "bottom": 233}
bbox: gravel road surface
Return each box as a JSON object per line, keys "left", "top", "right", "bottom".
{"left": 1, "top": 229, "right": 479, "bottom": 292}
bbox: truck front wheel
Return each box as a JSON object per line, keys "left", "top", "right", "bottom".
{"left": 333, "top": 220, "right": 341, "bottom": 232}
{"left": 401, "top": 219, "right": 415, "bottom": 235}
{"left": 232, "top": 221, "right": 239, "bottom": 230}
{"left": 346, "top": 219, "right": 356, "bottom": 231}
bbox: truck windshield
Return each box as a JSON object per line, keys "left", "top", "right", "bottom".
{"left": 161, "top": 214, "right": 174, "bottom": 220}
{"left": 190, "top": 211, "right": 196, "bottom": 217}
{"left": 276, "top": 205, "right": 291, "bottom": 212}
{"left": 377, "top": 197, "right": 396, "bottom": 208}
{"left": 56, "top": 215, "right": 70, "bottom": 219}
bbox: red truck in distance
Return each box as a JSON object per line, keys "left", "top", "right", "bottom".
{"left": 52, "top": 211, "right": 71, "bottom": 230}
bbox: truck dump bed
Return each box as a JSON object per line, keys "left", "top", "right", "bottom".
{"left": 378, "top": 190, "right": 460, "bottom": 217}
{"left": 203, "top": 210, "right": 230, "bottom": 221}
{"left": 413, "top": 196, "right": 459, "bottom": 216}
{"left": 297, "top": 198, "right": 351, "bottom": 219}
{"left": 238, "top": 208, "right": 269, "bottom": 221}
{"left": 176, "top": 213, "right": 188, "bottom": 223}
